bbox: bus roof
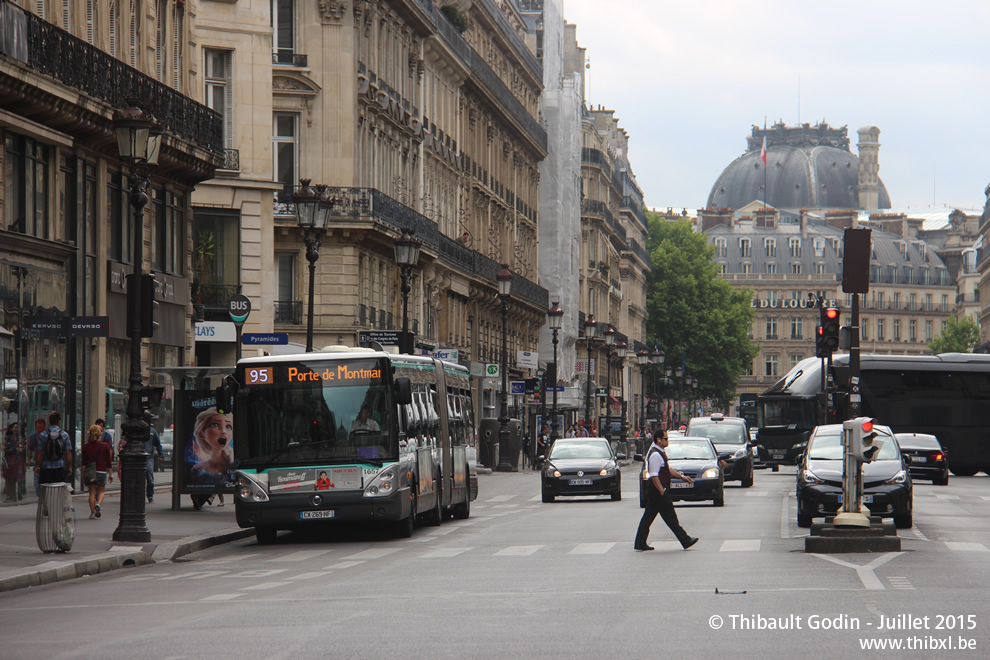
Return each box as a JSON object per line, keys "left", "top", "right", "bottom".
{"left": 235, "top": 349, "right": 469, "bottom": 375}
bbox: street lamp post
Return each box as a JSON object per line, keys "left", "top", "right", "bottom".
{"left": 602, "top": 325, "right": 615, "bottom": 440}
{"left": 496, "top": 265, "right": 514, "bottom": 472}
{"left": 548, "top": 302, "right": 563, "bottom": 443}
{"left": 394, "top": 228, "right": 421, "bottom": 355}
{"left": 650, "top": 346, "right": 665, "bottom": 429}
{"left": 292, "top": 180, "right": 335, "bottom": 352}
{"left": 112, "top": 101, "right": 163, "bottom": 543}
{"left": 615, "top": 340, "right": 627, "bottom": 448}
{"left": 583, "top": 315, "right": 598, "bottom": 434}
{"left": 674, "top": 365, "right": 684, "bottom": 426}
{"left": 637, "top": 349, "right": 649, "bottom": 443}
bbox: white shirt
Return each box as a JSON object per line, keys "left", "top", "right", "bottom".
{"left": 646, "top": 444, "right": 666, "bottom": 478}
{"left": 350, "top": 417, "right": 380, "bottom": 432}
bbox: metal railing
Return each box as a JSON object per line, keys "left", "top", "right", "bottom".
{"left": 275, "top": 185, "right": 548, "bottom": 309}
{"left": 197, "top": 283, "right": 241, "bottom": 307}
{"left": 581, "top": 199, "right": 626, "bottom": 243}
{"left": 2, "top": 0, "right": 222, "bottom": 152}
{"left": 624, "top": 237, "right": 650, "bottom": 265}
{"left": 622, "top": 195, "right": 649, "bottom": 231}
{"left": 274, "top": 301, "right": 302, "bottom": 325}
{"left": 581, "top": 148, "right": 612, "bottom": 178}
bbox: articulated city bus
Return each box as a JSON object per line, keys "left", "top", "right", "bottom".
{"left": 223, "top": 347, "right": 477, "bottom": 543}
{"left": 757, "top": 353, "right": 990, "bottom": 475}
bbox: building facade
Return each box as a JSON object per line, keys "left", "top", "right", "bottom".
{"left": 0, "top": 0, "right": 221, "bottom": 497}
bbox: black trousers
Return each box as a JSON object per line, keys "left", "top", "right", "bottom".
{"left": 635, "top": 485, "right": 690, "bottom": 547}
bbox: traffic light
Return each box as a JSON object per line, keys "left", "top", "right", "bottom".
{"left": 846, "top": 417, "right": 883, "bottom": 463}
{"left": 815, "top": 325, "right": 828, "bottom": 358}
{"left": 822, "top": 307, "right": 840, "bottom": 353}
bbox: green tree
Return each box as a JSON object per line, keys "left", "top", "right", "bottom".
{"left": 645, "top": 216, "right": 758, "bottom": 408}
{"left": 928, "top": 315, "right": 981, "bottom": 354}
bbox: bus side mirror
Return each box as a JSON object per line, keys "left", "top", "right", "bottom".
{"left": 215, "top": 376, "right": 238, "bottom": 415}
{"left": 394, "top": 376, "right": 412, "bottom": 405}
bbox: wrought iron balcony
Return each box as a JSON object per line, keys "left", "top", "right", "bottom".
{"left": 275, "top": 301, "right": 302, "bottom": 325}
{"left": 196, "top": 283, "right": 241, "bottom": 308}
{"left": 581, "top": 148, "right": 612, "bottom": 178}
{"left": 273, "top": 51, "right": 308, "bottom": 67}
{"left": 1, "top": 0, "right": 222, "bottom": 153}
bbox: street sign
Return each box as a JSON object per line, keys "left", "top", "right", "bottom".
{"left": 516, "top": 350, "right": 538, "bottom": 369}
{"left": 228, "top": 294, "right": 251, "bottom": 324}
{"left": 243, "top": 333, "right": 289, "bottom": 345}
{"left": 595, "top": 387, "right": 607, "bottom": 397}
{"left": 486, "top": 363, "right": 500, "bottom": 378}
{"left": 510, "top": 381, "right": 526, "bottom": 394}
{"left": 359, "top": 330, "right": 401, "bottom": 346}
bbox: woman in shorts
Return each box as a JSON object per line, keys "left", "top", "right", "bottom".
{"left": 81, "top": 424, "right": 113, "bottom": 518}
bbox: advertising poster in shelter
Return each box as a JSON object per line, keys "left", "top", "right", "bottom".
{"left": 176, "top": 390, "right": 237, "bottom": 495}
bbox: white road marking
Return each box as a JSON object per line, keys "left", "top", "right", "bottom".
{"left": 981, "top": 496, "right": 990, "bottom": 502}
{"left": 109, "top": 545, "right": 140, "bottom": 552}
{"left": 568, "top": 542, "right": 615, "bottom": 555}
{"left": 419, "top": 547, "right": 474, "bottom": 558}
{"left": 887, "top": 576, "right": 914, "bottom": 590}
{"left": 944, "top": 541, "right": 989, "bottom": 552}
{"left": 492, "top": 503, "right": 520, "bottom": 509}
{"left": 200, "top": 594, "right": 244, "bottom": 601}
{"left": 222, "top": 569, "right": 290, "bottom": 579}
{"left": 934, "top": 494, "right": 960, "bottom": 500}
{"left": 199, "top": 553, "right": 261, "bottom": 564}
{"left": 486, "top": 495, "right": 515, "bottom": 502}
{"left": 528, "top": 495, "right": 542, "bottom": 502}
{"left": 426, "top": 527, "right": 457, "bottom": 536}
{"left": 287, "top": 572, "right": 332, "bottom": 580}
{"left": 324, "top": 561, "right": 365, "bottom": 569}
{"left": 240, "top": 582, "right": 291, "bottom": 591}
{"left": 745, "top": 491, "right": 769, "bottom": 497}
{"left": 160, "top": 571, "right": 230, "bottom": 581}
{"left": 344, "top": 548, "right": 400, "bottom": 560}
{"left": 494, "top": 545, "right": 543, "bottom": 556}
{"left": 720, "top": 539, "right": 761, "bottom": 552}
{"left": 268, "top": 550, "right": 333, "bottom": 562}
{"left": 812, "top": 552, "right": 904, "bottom": 590}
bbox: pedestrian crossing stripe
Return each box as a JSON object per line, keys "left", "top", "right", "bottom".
{"left": 419, "top": 547, "right": 474, "bottom": 558}
{"left": 944, "top": 541, "right": 989, "bottom": 552}
{"left": 720, "top": 539, "right": 761, "bottom": 552}
{"left": 494, "top": 545, "right": 543, "bottom": 556}
{"left": 568, "top": 542, "right": 615, "bottom": 555}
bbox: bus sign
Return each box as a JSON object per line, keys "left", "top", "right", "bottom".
{"left": 228, "top": 294, "right": 251, "bottom": 324}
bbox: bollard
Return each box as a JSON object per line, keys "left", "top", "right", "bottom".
{"left": 36, "top": 482, "right": 75, "bottom": 553}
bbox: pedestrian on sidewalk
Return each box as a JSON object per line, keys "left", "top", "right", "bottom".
{"left": 634, "top": 429, "right": 699, "bottom": 551}
{"left": 26, "top": 418, "right": 46, "bottom": 497}
{"left": 95, "top": 418, "right": 114, "bottom": 462}
{"left": 146, "top": 426, "right": 164, "bottom": 503}
{"left": 81, "top": 424, "right": 113, "bottom": 518}
{"left": 35, "top": 412, "right": 72, "bottom": 488}
{"left": 3, "top": 422, "right": 24, "bottom": 502}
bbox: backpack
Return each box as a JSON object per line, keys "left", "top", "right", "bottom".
{"left": 44, "top": 428, "right": 64, "bottom": 463}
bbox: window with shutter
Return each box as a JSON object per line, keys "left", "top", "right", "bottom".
{"left": 86, "top": 1, "right": 95, "bottom": 44}
{"left": 62, "top": 0, "right": 70, "bottom": 31}
{"left": 129, "top": 0, "right": 137, "bottom": 68}
{"left": 108, "top": 0, "right": 116, "bottom": 57}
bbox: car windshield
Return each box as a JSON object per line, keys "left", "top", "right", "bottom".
{"left": 895, "top": 434, "right": 940, "bottom": 450}
{"left": 666, "top": 440, "right": 716, "bottom": 460}
{"left": 687, "top": 422, "right": 746, "bottom": 445}
{"left": 808, "top": 429, "right": 900, "bottom": 460}
{"left": 548, "top": 440, "right": 612, "bottom": 460}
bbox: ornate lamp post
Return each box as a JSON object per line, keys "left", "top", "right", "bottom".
{"left": 112, "top": 101, "right": 163, "bottom": 542}
{"left": 674, "top": 365, "right": 684, "bottom": 426}
{"left": 650, "top": 346, "right": 665, "bottom": 429}
{"left": 292, "top": 180, "right": 334, "bottom": 352}
{"left": 691, "top": 377, "right": 699, "bottom": 416}
{"left": 615, "top": 340, "right": 628, "bottom": 446}
{"left": 602, "top": 325, "right": 615, "bottom": 439}
{"left": 548, "top": 302, "right": 563, "bottom": 442}
{"left": 394, "top": 228, "right": 421, "bottom": 355}
{"left": 583, "top": 315, "right": 598, "bottom": 434}
{"left": 496, "top": 265, "right": 514, "bottom": 472}
{"left": 637, "top": 348, "right": 649, "bottom": 441}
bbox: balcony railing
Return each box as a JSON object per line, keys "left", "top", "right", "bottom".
{"left": 197, "top": 283, "right": 241, "bottom": 308}
{"left": 621, "top": 195, "right": 649, "bottom": 231}
{"left": 274, "top": 300, "right": 303, "bottom": 325}
{"left": 581, "top": 199, "right": 626, "bottom": 243}
{"left": 273, "top": 51, "right": 308, "bottom": 67}
{"left": 2, "top": 0, "right": 222, "bottom": 152}
{"left": 623, "top": 237, "right": 650, "bottom": 266}
{"left": 275, "top": 185, "right": 548, "bottom": 310}
{"left": 581, "top": 148, "right": 612, "bottom": 178}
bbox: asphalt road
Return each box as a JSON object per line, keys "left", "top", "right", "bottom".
{"left": 2, "top": 467, "right": 989, "bottom": 659}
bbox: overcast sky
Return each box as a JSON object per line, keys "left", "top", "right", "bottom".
{"left": 561, "top": 0, "right": 990, "bottom": 214}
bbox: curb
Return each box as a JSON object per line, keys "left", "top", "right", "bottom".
{"left": 0, "top": 526, "right": 255, "bottom": 594}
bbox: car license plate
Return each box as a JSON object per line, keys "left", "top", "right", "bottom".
{"left": 300, "top": 510, "right": 334, "bottom": 520}
{"left": 671, "top": 482, "right": 691, "bottom": 488}
{"left": 569, "top": 478, "right": 592, "bottom": 486}
{"left": 772, "top": 453, "right": 785, "bottom": 460}
{"left": 912, "top": 456, "right": 927, "bottom": 463}
{"left": 836, "top": 494, "right": 873, "bottom": 504}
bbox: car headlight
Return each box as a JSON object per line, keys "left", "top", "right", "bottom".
{"left": 885, "top": 470, "right": 907, "bottom": 485}
{"left": 800, "top": 468, "right": 825, "bottom": 485}
{"left": 732, "top": 449, "right": 747, "bottom": 460}
{"left": 363, "top": 468, "right": 396, "bottom": 497}
{"left": 550, "top": 468, "right": 561, "bottom": 477}
{"left": 236, "top": 473, "right": 269, "bottom": 502}
{"left": 599, "top": 465, "right": 616, "bottom": 476}
{"left": 701, "top": 468, "right": 719, "bottom": 479}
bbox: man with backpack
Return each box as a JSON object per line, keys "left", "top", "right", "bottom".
{"left": 34, "top": 412, "right": 72, "bottom": 486}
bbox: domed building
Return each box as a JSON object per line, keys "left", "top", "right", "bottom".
{"left": 697, "top": 122, "right": 971, "bottom": 414}
{"left": 707, "top": 122, "right": 892, "bottom": 211}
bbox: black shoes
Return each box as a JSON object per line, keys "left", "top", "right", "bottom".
{"left": 634, "top": 544, "right": 655, "bottom": 551}
{"left": 682, "top": 537, "right": 699, "bottom": 550}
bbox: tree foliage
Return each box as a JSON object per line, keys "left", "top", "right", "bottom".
{"left": 928, "top": 315, "right": 981, "bottom": 354}
{"left": 645, "top": 217, "right": 758, "bottom": 408}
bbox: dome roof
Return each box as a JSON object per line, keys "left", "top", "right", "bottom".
{"left": 707, "top": 122, "right": 891, "bottom": 211}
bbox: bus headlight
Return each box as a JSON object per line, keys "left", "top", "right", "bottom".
{"left": 236, "top": 473, "right": 269, "bottom": 502}
{"left": 364, "top": 468, "right": 396, "bottom": 498}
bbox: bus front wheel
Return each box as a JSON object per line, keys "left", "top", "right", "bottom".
{"left": 396, "top": 495, "right": 416, "bottom": 538}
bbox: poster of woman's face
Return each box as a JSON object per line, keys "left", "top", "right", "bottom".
{"left": 185, "top": 406, "right": 237, "bottom": 490}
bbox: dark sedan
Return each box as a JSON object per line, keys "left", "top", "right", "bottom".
{"left": 796, "top": 424, "right": 913, "bottom": 529}
{"left": 637, "top": 437, "right": 724, "bottom": 508}
{"left": 541, "top": 437, "right": 623, "bottom": 503}
{"left": 685, "top": 414, "right": 754, "bottom": 488}
{"left": 895, "top": 433, "right": 949, "bottom": 485}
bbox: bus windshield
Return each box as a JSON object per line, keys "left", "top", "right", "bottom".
{"left": 236, "top": 357, "right": 397, "bottom": 468}
{"left": 759, "top": 398, "right": 817, "bottom": 431}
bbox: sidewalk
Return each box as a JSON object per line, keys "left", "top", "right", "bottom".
{"left": 0, "top": 481, "right": 253, "bottom": 593}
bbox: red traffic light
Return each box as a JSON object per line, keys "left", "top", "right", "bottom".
{"left": 861, "top": 420, "right": 874, "bottom": 432}
{"left": 825, "top": 308, "right": 839, "bottom": 320}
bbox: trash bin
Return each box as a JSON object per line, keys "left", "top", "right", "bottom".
{"left": 36, "top": 482, "right": 75, "bottom": 553}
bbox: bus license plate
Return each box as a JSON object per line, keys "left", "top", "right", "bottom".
{"left": 301, "top": 510, "right": 335, "bottom": 520}
{"left": 569, "top": 478, "right": 592, "bottom": 486}
{"left": 671, "top": 482, "right": 691, "bottom": 488}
